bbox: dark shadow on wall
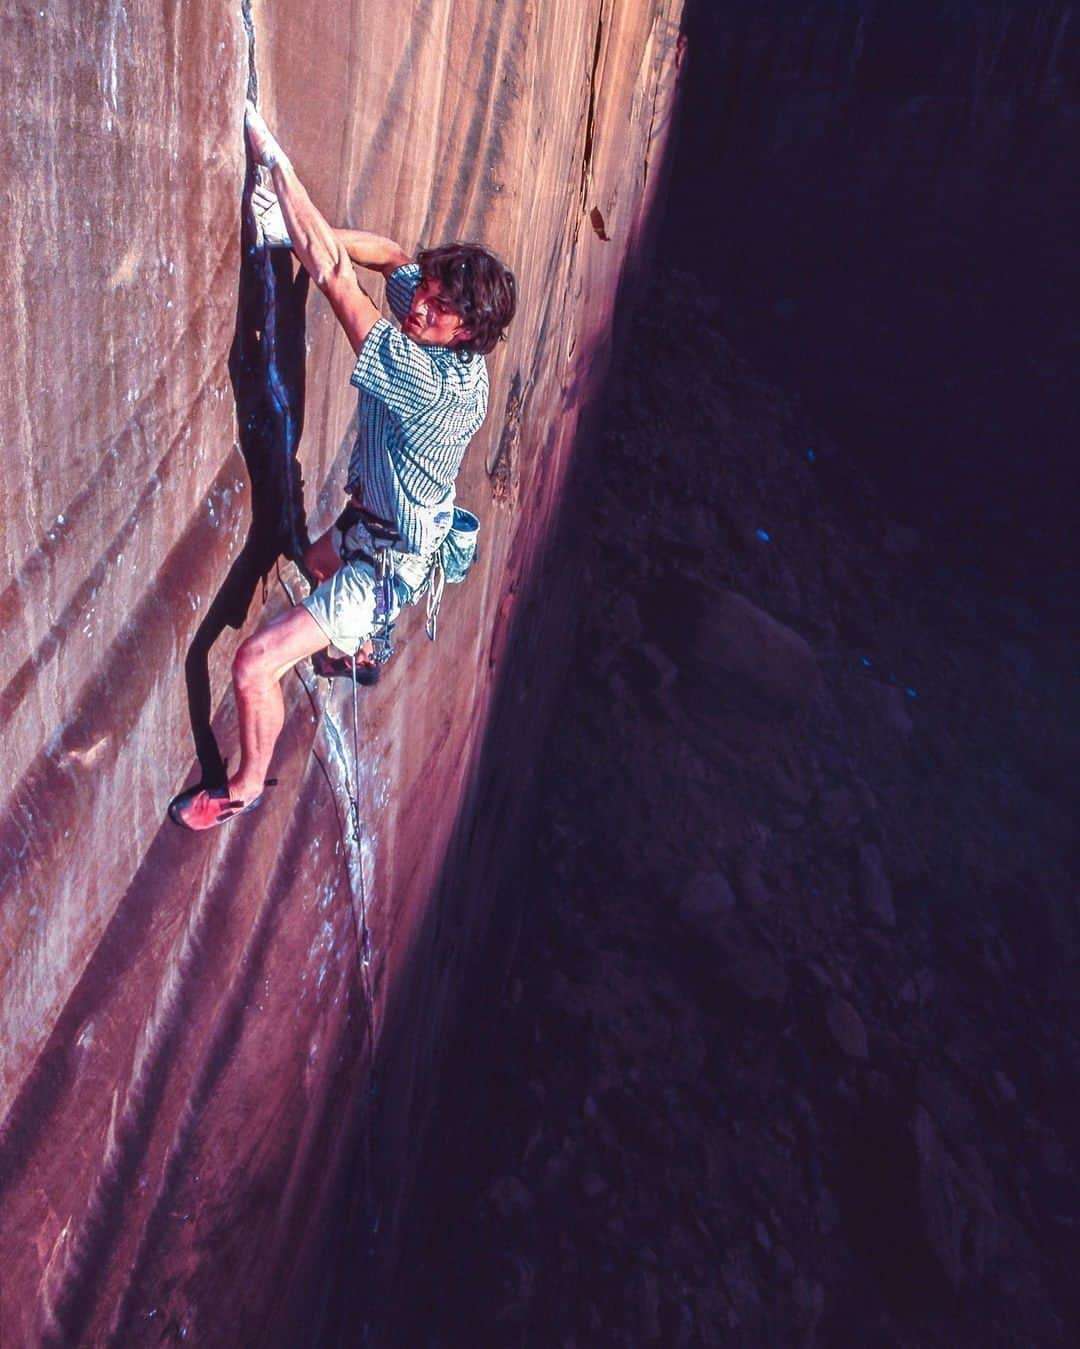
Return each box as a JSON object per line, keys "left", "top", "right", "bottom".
{"left": 183, "top": 164, "right": 312, "bottom": 788}
{"left": 284, "top": 65, "right": 690, "bottom": 1349}
{"left": 668, "top": 0, "right": 1080, "bottom": 582}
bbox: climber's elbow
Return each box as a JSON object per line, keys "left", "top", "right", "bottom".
{"left": 322, "top": 265, "right": 382, "bottom": 354}
{"left": 308, "top": 238, "right": 348, "bottom": 293}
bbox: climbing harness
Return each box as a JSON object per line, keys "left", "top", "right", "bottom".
{"left": 334, "top": 503, "right": 401, "bottom": 667}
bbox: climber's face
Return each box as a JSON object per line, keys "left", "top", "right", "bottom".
{"left": 403, "top": 278, "right": 472, "bottom": 348}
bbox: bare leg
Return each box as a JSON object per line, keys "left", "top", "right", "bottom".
{"left": 230, "top": 605, "right": 328, "bottom": 801}
{"left": 170, "top": 603, "right": 328, "bottom": 831}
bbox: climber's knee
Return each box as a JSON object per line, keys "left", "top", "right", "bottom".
{"left": 233, "top": 606, "right": 326, "bottom": 692}
{"left": 233, "top": 633, "right": 271, "bottom": 696}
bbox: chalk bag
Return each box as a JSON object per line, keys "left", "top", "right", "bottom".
{"left": 440, "top": 507, "right": 480, "bottom": 584}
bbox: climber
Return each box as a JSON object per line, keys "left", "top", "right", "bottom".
{"left": 169, "top": 103, "right": 516, "bottom": 831}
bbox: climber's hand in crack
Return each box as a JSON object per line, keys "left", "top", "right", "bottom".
{"left": 252, "top": 183, "right": 292, "bottom": 249}
{"left": 244, "top": 102, "right": 289, "bottom": 170}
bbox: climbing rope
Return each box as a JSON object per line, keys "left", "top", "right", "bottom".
{"left": 348, "top": 650, "right": 372, "bottom": 967}
{"left": 275, "top": 562, "right": 373, "bottom": 971}
{"left": 277, "top": 562, "right": 381, "bottom": 1318}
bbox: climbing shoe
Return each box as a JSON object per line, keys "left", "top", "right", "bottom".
{"left": 312, "top": 648, "right": 381, "bottom": 685}
{"left": 168, "top": 783, "right": 266, "bottom": 832}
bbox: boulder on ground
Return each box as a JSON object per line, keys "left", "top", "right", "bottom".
{"left": 857, "top": 843, "right": 896, "bottom": 927}
{"left": 825, "top": 995, "right": 869, "bottom": 1060}
{"left": 722, "top": 943, "right": 789, "bottom": 1022}
{"left": 678, "top": 871, "right": 737, "bottom": 939}
{"left": 911, "top": 1105, "right": 999, "bottom": 1290}
{"left": 689, "top": 589, "right": 822, "bottom": 713}
{"left": 734, "top": 856, "right": 770, "bottom": 911}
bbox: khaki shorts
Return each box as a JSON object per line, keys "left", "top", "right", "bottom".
{"left": 301, "top": 515, "right": 434, "bottom": 655}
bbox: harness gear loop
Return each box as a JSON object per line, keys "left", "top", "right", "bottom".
{"left": 370, "top": 543, "right": 396, "bottom": 666}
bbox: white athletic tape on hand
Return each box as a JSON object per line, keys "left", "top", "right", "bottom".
{"left": 244, "top": 101, "right": 290, "bottom": 171}
{"left": 253, "top": 190, "right": 292, "bottom": 249}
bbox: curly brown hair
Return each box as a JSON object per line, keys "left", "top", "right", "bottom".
{"left": 416, "top": 242, "right": 517, "bottom": 358}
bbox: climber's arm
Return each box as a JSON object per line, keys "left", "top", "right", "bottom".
{"left": 245, "top": 104, "right": 380, "bottom": 354}
{"left": 335, "top": 229, "right": 412, "bottom": 278}
{"left": 271, "top": 160, "right": 380, "bottom": 353}
{"left": 251, "top": 186, "right": 409, "bottom": 277}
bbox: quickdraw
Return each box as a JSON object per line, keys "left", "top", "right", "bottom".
{"left": 368, "top": 534, "right": 398, "bottom": 667}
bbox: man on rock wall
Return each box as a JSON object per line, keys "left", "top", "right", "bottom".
{"left": 170, "top": 104, "right": 516, "bottom": 831}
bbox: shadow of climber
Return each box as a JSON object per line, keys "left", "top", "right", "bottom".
{"left": 183, "top": 164, "right": 311, "bottom": 788}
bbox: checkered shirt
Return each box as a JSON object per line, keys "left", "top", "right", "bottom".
{"left": 347, "top": 262, "right": 488, "bottom": 556}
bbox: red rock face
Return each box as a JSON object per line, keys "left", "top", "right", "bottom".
{"left": 0, "top": 2, "right": 684, "bottom": 1341}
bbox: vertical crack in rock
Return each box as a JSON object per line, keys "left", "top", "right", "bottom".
{"left": 184, "top": 8, "right": 311, "bottom": 789}
{"left": 255, "top": 249, "right": 304, "bottom": 561}
{"left": 236, "top": 6, "right": 377, "bottom": 983}
{"left": 580, "top": 7, "right": 605, "bottom": 209}
{"left": 293, "top": 661, "right": 382, "bottom": 1349}
{"left": 240, "top": 0, "right": 258, "bottom": 102}
{"left": 315, "top": 686, "right": 377, "bottom": 966}
{"left": 490, "top": 370, "right": 524, "bottom": 506}
{"left": 235, "top": 10, "right": 375, "bottom": 975}
{"left": 235, "top": 22, "right": 380, "bottom": 1312}
{"left": 640, "top": 12, "right": 682, "bottom": 188}
{"left": 277, "top": 572, "right": 376, "bottom": 973}
{"left": 241, "top": 8, "right": 304, "bottom": 565}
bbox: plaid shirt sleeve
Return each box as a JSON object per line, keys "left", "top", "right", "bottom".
{"left": 351, "top": 319, "right": 444, "bottom": 415}
{"left": 385, "top": 262, "right": 421, "bottom": 322}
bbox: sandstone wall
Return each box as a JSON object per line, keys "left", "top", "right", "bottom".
{"left": 0, "top": 1, "right": 684, "bottom": 1341}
